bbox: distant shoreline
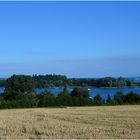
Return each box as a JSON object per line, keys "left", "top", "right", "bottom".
{"left": 0, "top": 86, "right": 140, "bottom": 89}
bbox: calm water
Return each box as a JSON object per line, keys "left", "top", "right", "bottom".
{"left": 36, "top": 87, "right": 140, "bottom": 99}
{"left": 1, "top": 87, "right": 140, "bottom": 99}
{"left": 0, "top": 87, "right": 5, "bottom": 94}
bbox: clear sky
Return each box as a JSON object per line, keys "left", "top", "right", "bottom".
{"left": 0, "top": 1, "right": 140, "bottom": 78}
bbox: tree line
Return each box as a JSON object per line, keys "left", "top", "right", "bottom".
{"left": 0, "top": 75, "right": 139, "bottom": 109}
{"left": 33, "top": 74, "right": 137, "bottom": 88}
{"left": 0, "top": 74, "right": 138, "bottom": 88}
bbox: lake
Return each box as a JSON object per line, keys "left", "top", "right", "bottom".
{"left": 0, "top": 87, "right": 5, "bottom": 94}
{"left": 36, "top": 87, "right": 140, "bottom": 99}
{"left": 1, "top": 87, "right": 140, "bottom": 99}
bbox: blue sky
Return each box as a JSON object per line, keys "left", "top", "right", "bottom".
{"left": 0, "top": 1, "right": 140, "bottom": 78}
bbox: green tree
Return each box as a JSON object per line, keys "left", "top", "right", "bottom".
{"left": 37, "top": 90, "right": 56, "bottom": 107}
{"left": 94, "top": 94, "right": 103, "bottom": 105}
{"left": 4, "top": 75, "right": 34, "bottom": 100}
{"left": 117, "top": 77, "right": 127, "bottom": 87}
{"left": 106, "top": 94, "right": 112, "bottom": 104}
{"left": 15, "top": 92, "right": 38, "bottom": 108}
{"left": 124, "top": 91, "right": 140, "bottom": 104}
{"left": 58, "top": 86, "right": 69, "bottom": 97}
{"left": 5, "top": 75, "right": 34, "bottom": 93}
{"left": 114, "top": 92, "right": 125, "bottom": 105}
{"left": 57, "top": 87, "right": 73, "bottom": 106}
{"left": 70, "top": 87, "right": 89, "bottom": 98}
{"left": 0, "top": 79, "right": 6, "bottom": 87}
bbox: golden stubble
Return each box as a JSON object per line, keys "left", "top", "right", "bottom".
{"left": 0, "top": 105, "right": 139, "bottom": 139}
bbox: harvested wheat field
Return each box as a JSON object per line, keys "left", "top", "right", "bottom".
{"left": 0, "top": 105, "right": 140, "bottom": 139}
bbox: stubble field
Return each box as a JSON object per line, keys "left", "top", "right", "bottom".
{"left": 0, "top": 105, "right": 140, "bottom": 139}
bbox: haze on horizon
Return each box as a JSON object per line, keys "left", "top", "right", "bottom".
{"left": 0, "top": 1, "right": 140, "bottom": 78}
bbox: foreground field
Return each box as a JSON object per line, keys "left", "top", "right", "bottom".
{"left": 0, "top": 105, "right": 140, "bottom": 139}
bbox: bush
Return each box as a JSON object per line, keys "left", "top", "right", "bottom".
{"left": 94, "top": 94, "right": 103, "bottom": 105}
{"left": 37, "top": 90, "right": 56, "bottom": 107}
{"left": 114, "top": 92, "right": 125, "bottom": 105}
{"left": 71, "top": 87, "right": 89, "bottom": 98}
{"left": 124, "top": 92, "right": 140, "bottom": 104}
